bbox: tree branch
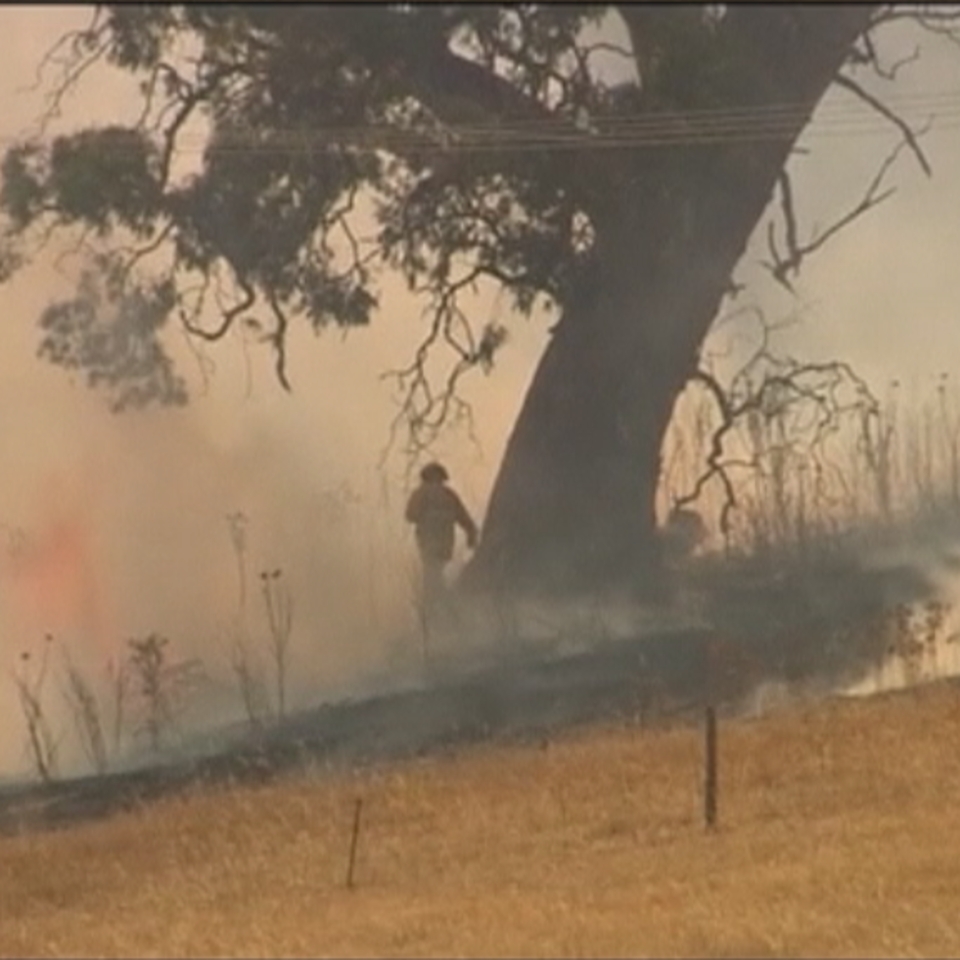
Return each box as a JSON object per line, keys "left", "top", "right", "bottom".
{"left": 847, "top": 29, "right": 920, "bottom": 82}
{"left": 763, "top": 134, "right": 914, "bottom": 289}
{"left": 265, "top": 289, "right": 292, "bottom": 392}
{"left": 833, "top": 72, "right": 932, "bottom": 176}
{"left": 32, "top": 20, "right": 112, "bottom": 137}
{"left": 674, "top": 307, "right": 880, "bottom": 547}
{"left": 379, "top": 266, "right": 489, "bottom": 466}
{"left": 681, "top": 368, "right": 740, "bottom": 539}
{"left": 113, "top": 221, "right": 176, "bottom": 282}
{"left": 181, "top": 269, "right": 255, "bottom": 342}
{"left": 867, "top": 5, "right": 960, "bottom": 47}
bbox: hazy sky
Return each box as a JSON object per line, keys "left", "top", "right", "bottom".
{"left": 0, "top": 7, "right": 958, "bottom": 774}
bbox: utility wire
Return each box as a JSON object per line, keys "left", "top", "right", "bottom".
{"left": 8, "top": 87, "right": 959, "bottom": 154}
{"left": 168, "top": 114, "right": 960, "bottom": 154}
{"left": 164, "top": 85, "right": 960, "bottom": 138}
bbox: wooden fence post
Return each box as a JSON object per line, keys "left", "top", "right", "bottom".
{"left": 346, "top": 796, "right": 364, "bottom": 889}
{"left": 704, "top": 704, "right": 718, "bottom": 830}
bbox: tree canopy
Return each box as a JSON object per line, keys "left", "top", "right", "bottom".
{"left": 0, "top": 4, "right": 618, "bottom": 411}
{"left": 2, "top": 4, "right": 948, "bottom": 417}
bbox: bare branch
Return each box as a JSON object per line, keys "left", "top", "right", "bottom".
{"left": 680, "top": 368, "right": 740, "bottom": 538}
{"left": 49, "top": 224, "right": 97, "bottom": 278}
{"left": 765, "top": 170, "right": 802, "bottom": 292}
{"left": 675, "top": 307, "right": 880, "bottom": 546}
{"left": 834, "top": 72, "right": 932, "bottom": 176}
{"left": 17, "top": 7, "right": 105, "bottom": 101}
{"left": 869, "top": 6, "right": 960, "bottom": 48}
{"left": 763, "top": 134, "right": 915, "bottom": 288}
{"left": 265, "top": 289, "right": 292, "bottom": 392}
{"left": 134, "top": 61, "right": 192, "bottom": 132}
{"left": 778, "top": 171, "right": 799, "bottom": 263}
{"left": 113, "top": 221, "right": 176, "bottom": 282}
{"left": 181, "top": 269, "right": 255, "bottom": 342}
{"left": 800, "top": 136, "right": 908, "bottom": 250}
{"left": 150, "top": 63, "right": 247, "bottom": 188}
{"left": 34, "top": 28, "right": 113, "bottom": 137}
{"left": 848, "top": 29, "right": 921, "bottom": 82}
{"left": 177, "top": 314, "right": 218, "bottom": 397}
{"left": 379, "top": 266, "right": 489, "bottom": 469}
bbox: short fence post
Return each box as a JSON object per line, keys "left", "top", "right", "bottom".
{"left": 346, "top": 796, "right": 364, "bottom": 889}
{"left": 704, "top": 704, "right": 718, "bottom": 830}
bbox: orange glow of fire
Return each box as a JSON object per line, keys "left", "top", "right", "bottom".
{"left": 3, "top": 480, "right": 109, "bottom": 654}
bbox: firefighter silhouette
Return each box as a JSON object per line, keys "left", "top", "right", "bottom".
{"left": 404, "top": 462, "right": 478, "bottom": 618}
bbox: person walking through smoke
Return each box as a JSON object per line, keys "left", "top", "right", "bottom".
{"left": 405, "top": 462, "right": 478, "bottom": 622}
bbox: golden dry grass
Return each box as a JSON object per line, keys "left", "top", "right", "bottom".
{"left": 3, "top": 682, "right": 960, "bottom": 958}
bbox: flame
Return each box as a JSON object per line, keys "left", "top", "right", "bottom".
{"left": 3, "top": 472, "right": 108, "bottom": 653}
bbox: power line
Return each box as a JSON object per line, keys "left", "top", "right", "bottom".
{"left": 171, "top": 112, "right": 960, "bottom": 154}
{"left": 7, "top": 87, "right": 959, "bottom": 156}
{"left": 171, "top": 85, "right": 960, "bottom": 140}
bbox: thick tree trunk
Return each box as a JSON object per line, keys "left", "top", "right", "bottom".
{"left": 463, "top": 210, "right": 733, "bottom": 600}
{"left": 464, "top": 300, "right": 679, "bottom": 599}
{"left": 462, "top": 7, "right": 874, "bottom": 601}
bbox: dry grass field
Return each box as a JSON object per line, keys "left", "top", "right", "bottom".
{"left": 2, "top": 681, "right": 960, "bottom": 958}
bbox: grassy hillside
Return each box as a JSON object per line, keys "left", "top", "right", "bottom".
{"left": 2, "top": 681, "right": 960, "bottom": 958}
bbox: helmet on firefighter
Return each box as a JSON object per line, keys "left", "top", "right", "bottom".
{"left": 420, "top": 461, "right": 449, "bottom": 483}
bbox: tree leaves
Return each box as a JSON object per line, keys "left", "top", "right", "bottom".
{"left": 1, "top": 144, "right": 48, "bottom": 230}
{"left": 48, "top": 127, "right": 164, "bottom": 236}
{"left": 1, "top": 128, "right": 163, "bottom": 237}
{"left": 37, "top": 265, "right": 187, "bottom": 412}
{"left": 103, "top": 5, "right": 180, "bottom": 71}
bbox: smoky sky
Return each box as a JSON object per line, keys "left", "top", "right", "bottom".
{"left": 0, "top": 7, "right": 959, "bottom": 774}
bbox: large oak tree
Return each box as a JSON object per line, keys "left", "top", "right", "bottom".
{"left": 0, "top": 4, "right": 949, "bottom": 599}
